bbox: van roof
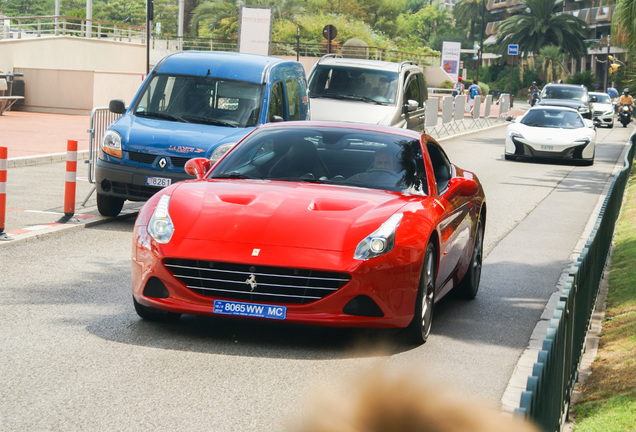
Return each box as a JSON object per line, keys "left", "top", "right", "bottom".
{"left": 154, "top": 51, "right": 291, "bottom": 84}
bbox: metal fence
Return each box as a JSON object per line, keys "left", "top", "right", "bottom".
{"left": 86, "top": 107, "right": 122, "bottom": 183}
{"left": 515, "top": 132, "right": 636, "bottom": 431}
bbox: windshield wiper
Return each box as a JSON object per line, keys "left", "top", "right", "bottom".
{"left": 136, "top": 111, "right": 187, "bottom": 122}
{"left": 181, "top": 115, "right": 238, "bottom": 127}
{"left": 321, "top": 93, "right": 385, "bottom": 105}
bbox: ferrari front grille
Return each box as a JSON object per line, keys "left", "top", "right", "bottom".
{"left": 164, "top": 259, "right": 351, "bottom": 305}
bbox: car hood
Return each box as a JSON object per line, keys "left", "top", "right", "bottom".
{"left": 309, "top": 98, "right": 398, "bottom": 125}
{"left": 508, "top": 123, "right": 595, "bottom": 145}
{"left": 592, "top": 102, "right": 613, "bottom": 112}
{"left": 166, "top": 180, "right": 411, "bottom": 251}
{"left": 536, "top": 99, "right": 586, "bottom": 110}
{"left": 112, "top": 114, "right": 253, "bottom": 158}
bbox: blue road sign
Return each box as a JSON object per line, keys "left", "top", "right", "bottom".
{"left": 508, "top": 44, "right": 519, "bottom": 55}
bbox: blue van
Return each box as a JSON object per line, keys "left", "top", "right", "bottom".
{"left": 95, "top": 51, "right": 309, "bottom": 216}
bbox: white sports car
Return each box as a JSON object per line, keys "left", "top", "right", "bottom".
{"left": 505, "top": 106, "right": 597, "bottom": 165}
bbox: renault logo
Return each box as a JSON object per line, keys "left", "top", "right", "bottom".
{"left": 158, "top": 158, "right": 168, "bottom": 168}
{"left": 245, "top": 274, "right": 257, "bottom": 292}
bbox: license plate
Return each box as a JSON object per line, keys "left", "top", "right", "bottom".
{"left": 213, "top": 300, "right": 287, "bottom": 320}
{"left": 541, "top": 145, "right": 554, "bottom": 151}
{"left": 146, "top": 176, "right": 172, "bottom": 187}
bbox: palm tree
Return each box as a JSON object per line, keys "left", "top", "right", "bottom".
{"left": 494, "top": 0, "right": 590, "bottom": 60}
{"left": 453, "top": 0, "right": 484, "bottom": 42}
{"left": 191, "top": 0, "right": 306, "bottom": 37}
{"left": 535, "top": 45, "right": 569, "bottom": 83}
{"left": 613, "top": 0, "right": 636, "bottom": 87}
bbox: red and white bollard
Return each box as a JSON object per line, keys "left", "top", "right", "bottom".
{"left": 0, "top": 146, "right": 8, "bottom": 240}
{"left": 57, "top": 140, "right": 78, "bottom": 223}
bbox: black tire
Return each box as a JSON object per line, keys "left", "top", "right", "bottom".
{"left": 97, "top": 193, "right": 124, "bottom": 217}
{"left": 457, "top": 219, "right": 484, "bottom": 299}
{"left": 405, "top": 242, "right": 436, "bottom": 345}
{"left": 133, "top": 296, "right": 181, "bottom": 321}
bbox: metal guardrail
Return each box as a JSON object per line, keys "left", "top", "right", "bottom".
{"left": 82, "top": 107, "right": 122, "bottom": 205}
{"left": 515, "top": 132, "right": 636, "bottom": 431}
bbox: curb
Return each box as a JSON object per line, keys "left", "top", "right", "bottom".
{"left": 7, "top": 150, "right": 90, "bottom": 168}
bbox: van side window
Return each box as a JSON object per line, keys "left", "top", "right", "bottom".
{"left": 427, "top": 142, "right": 452, "bottom": 194}
{"left": 268, "top": 81, "right": 285, "bottom": 121}
{"left": 405, "top": 75, "right": 422, "bottom": 107}
{"left": 285, "top": 78, "right": 301, "bottom": 120}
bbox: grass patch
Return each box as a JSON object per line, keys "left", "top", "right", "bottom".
{"left": 571, "top": 171, "right": 636, "bottom": 431}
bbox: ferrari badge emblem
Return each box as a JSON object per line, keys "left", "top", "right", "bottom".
{"left": 246, "top": 275, "right": 258, "bottom": 292}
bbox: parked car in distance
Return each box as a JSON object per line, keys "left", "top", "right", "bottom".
{"left": 131, "top": 121, "right": 486, "bottom": 345}
{"left": 95, "top": 51, "right": 310, "bottom": 217}
{"left": 505, "top": 106, "right": 597, "bottom": 165}
{"left": 536, "top": 83, "right": 593, "bottom": 119}
{"left": 589, "top": 91, "right": 614, "bottom": 128}
{"left": 307, "top": 55, "right": 427, "bottom": 131}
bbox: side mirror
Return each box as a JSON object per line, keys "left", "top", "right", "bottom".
{"left": 592, "top": 119, "right": 601, "bottom": 128}
{"left": 109, "top": 99, "right": 126, "bottom": 114}
{"left": 505, "top": 115, "right": 514, "bottom": 122}
{"left": 270, "top": 115, "right": 285, "bottom": 123}
{"left": 445, "top": 177, "right": 479, "bottom": 198}
{"left": 184, "top": 158, "right": 212, "bottom": 179}
{"left": 403, "top": 99, "right": 419, "bottom": 114}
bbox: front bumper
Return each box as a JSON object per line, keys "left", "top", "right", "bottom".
{"left": 96, "top": 157, "right": 193, "bottom": 202}
{"left": 505, "top": 137, "right": 594, "bottom": 162}
{"left": 131, "top": 232, "right": 423, "bottom": 329}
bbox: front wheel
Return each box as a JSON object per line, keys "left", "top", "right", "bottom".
{"left": 405, "top": 242, "right": 436, "bottom": 345}
{"left": 97, "top": 193, "right": 124, "bottom": 217}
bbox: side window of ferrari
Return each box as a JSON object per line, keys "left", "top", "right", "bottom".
{"left": 427, "top": 142, "right": 452, "bottom": 194}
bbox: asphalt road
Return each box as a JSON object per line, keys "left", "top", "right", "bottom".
{"left": 0, "top": 124, "right": 632, "bottom": 431}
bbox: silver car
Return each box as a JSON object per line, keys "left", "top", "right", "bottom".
{"left": 589, "top": 91, "right": 615, "bottom": 128}
{"left": 307, "top": 55, "right": 428, "bottom": 131}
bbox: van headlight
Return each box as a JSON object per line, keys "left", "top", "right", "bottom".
{"left": 210, "top": 143, "right": 235, "bottom": 163}
{"left": 101, "top": 130, "right": 122, "bottom": 159}
{"left": 354, "top": 214, "right": 403, "bottom": 260}
{"left": 147, "top": 194, "right": 174, "bottom": 244}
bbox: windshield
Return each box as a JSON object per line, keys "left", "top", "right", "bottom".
{"left": 521, "top": 109, "right": 585, "bottom": 129}
{"left": 592, "top": 94, "right": 611, "bottom": 104}
{"left": 211, "top": 126, "right": 428, "bottom": 194}
{"left": 309, "top": 65, "right": 399, "bottom": 105}
{"left": 540, "top": 86, "right": 587, "bottom": 102}
{"left": 133, "top": 74, "right": 263, "bottom": 128}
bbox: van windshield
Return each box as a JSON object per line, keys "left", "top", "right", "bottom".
{"left": 309, "top": 65, "right": 398, "bottom": 105}
{"left": 133, "top": 74, "right": 264, "bottom": 128}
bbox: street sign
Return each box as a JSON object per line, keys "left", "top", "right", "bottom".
{"left": 508, "top": 44, "right": 519, "bottom": 56}
{"left": 322, "top": 25, "right": 337, "bottom": 41}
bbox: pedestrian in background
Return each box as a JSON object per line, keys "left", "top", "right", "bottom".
{"left": 466, "top": 79, "right": 482, "bottom": 113}
{"left": 452, "top": 76, "right": 464, "bottom": 98}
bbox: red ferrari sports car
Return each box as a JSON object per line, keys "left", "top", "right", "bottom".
{"left": 132, "top": 122, "right": 486, "bottom": 344}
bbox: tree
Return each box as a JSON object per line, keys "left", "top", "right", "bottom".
{"left": 534, "top": 45, "right": 569, "bottom": 83}
{"left": 613, "top": 0, "right": 636, "bottom": 88}
{"left": 190, "top": 0, "right": 306, "bottom": 38}
{"left": 453, "top": 0, "right": 484, "bottom": 42}
{"left": 494, "top": 0, "right": 590, "bottom": 60}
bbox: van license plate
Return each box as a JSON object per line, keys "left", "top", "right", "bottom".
{"left": 146, "top": 176, "right": 172, "bottom": 187}
{"left": 213, "top": 300, "right": 287, "bottom": 320}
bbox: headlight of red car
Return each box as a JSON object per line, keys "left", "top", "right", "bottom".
{"left": 147, "top": 194, "right": 174, "bottom": 244}
{"left": 354, "top": 213, "right": 403, "bottom": 260}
